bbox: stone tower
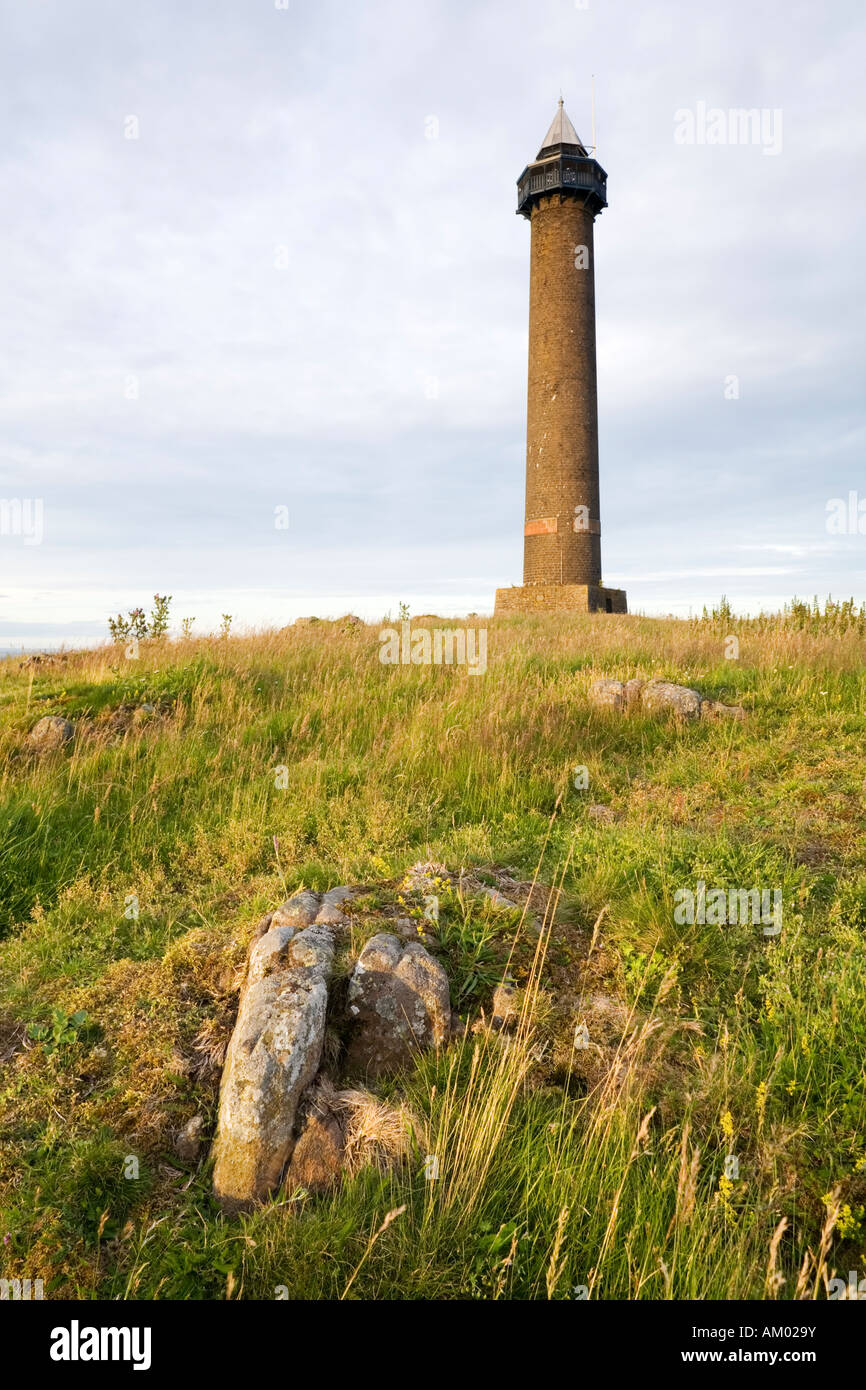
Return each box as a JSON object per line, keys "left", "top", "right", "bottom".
{"left": 495, "top": 100, "right": 627, "bottom": 616}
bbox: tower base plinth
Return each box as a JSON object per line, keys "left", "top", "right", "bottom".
{"left": 494, "top": 584, "right": 627, "bottom": 616}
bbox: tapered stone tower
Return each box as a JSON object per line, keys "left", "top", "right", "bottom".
{"left": 495, "top": 100, "right": 626, "bottom": 615}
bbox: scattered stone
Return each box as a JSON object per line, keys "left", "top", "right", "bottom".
{"left": 27, "top": 715, "right": 74, "bottom": 750}
{"left": 344, "top": 933, "right": 451, "bottom": 1078}
{"left": 624, "top": 678, "right": 645, "bottom": 709}
{"left": 246, "top": 924, "right": 297, "bottom": 986}
{"left": 315, "top": 886, "right": 354, "bottom": 926}
{"left": 588, "top": 679, "right": 625, "bottom": 712}
{"left": 21, "top": 653, "right": 60, "bottom": 668}
{"left": 271, "top": 889, "right": 321, "bottom": 929}
{"left": 640, "top": 680, "right": 703, "bottom": 720}
{"left": 589, "top": 677, "right": 746, "bottom": 723}
{"left": 284, "top": 1097, "right": 345, "bottom": 1194}
{"left": 211, "top": 921, "right": 336, "bottom": 1211}
{"left": 700, "top": 699, "right": 746, "bottom": 722}
{"left": 491, "top": 982, "right": 519, "bottom": 1032}
{"left": 266, "top": 887, "right": 354, "bottom": 931}
{"left": 174, "top": 1113, "right": 205, "bottom": 1162}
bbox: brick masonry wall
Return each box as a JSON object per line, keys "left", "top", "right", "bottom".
{"left": 495, "top": 584, "right": 628, "bottom": 615}
{"left": 523, "top": 194, "right": 601, "bottom": 587}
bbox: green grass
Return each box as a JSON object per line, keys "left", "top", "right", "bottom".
{"left": 1, "top": 608, "right": 865, "bottom": 1299}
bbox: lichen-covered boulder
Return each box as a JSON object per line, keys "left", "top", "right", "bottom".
{"left": 211, "top": 922, "right": 336, "bottom": 1211}
{"left": 246, "top": 924, "right": 298, "bottom": 986}
{"left": 27, "top": 716, "right": 74, "bottom": 749}
{"left": 640, "top": 680, "right": 703, "bottom": 720}
{"left": 624, "top": 678, "right": 645, "bottom": 709}
{"left": 315, "top": 886, "right": 354, "bottom": 926}
{"left": 271, "top": 890, "right": 321, "bottom": 930}
{"left": 588, "top": 679, "right": 625, "bottom": 712}
{"left": 344, "top": 933, "right": 450, "bottom": 1078}
{"left": 270, "top": 886, "right": 354, "bottom": 931}
{"left": 590, "top": 676, "right": 746, "bottom": 724}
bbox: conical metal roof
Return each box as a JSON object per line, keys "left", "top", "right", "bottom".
{"left": 537, "top": 98, "right": 587, "bottom": 155}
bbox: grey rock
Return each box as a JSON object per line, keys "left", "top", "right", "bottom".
{"left": 211, "top": 921, "right": 335, "bottom": 1211}
{"left": 491, "top": 983, "right": 519, "bottom": 1032}
{"left": 174, "top": 1113, "right": 205, "bottom": 1162}
{"left": 27, "top": 715, "right": 74, "bottom": 750}
{"left": 588, "top": 679, "right": 625, "bottom": 712}
{"left": 344, "top": 933, "right": 450, "bottom": 1078}
{"left": 132, "top": 703, "right": 156, "bottom": 725}
{"left": 640, "top": 680, "right": 703, "bottom": 721}
{"left": 271, "top": 889, "right": 321, "bottom": 929}
{"left": 285, "top": 926, "right": 334, "bottom": 970}
{"left": 314, "top": 885, "right": 353, "bottom": 926}
{"left": 246, "top": 925, "right": 297, "bottom": 986}
{"left": 624, "top": 678, "right": 645, "bottom": 709}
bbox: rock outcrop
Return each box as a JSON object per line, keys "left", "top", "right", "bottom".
{"left": 212, "top": 886, "right": 451, "bottom": 1210}
{"left": 639, "top": 680, "right": 703, "bottom": 721}
{"left": 212, "top": 899, "right": 338, "bottom": 1212}
{"left": 587, "top": 678, "right": 626, "bottom": 712}
{"left": 174, "top": 1113, "right": 204, "bottom": 1162}
{"left": 27, "top": 716, "right": 74, "bottom": 749}
{"left": 344, "top": 933, "right": 450, "bottom": 1078}
{"left": 589, "top": 679, "right": 744, "bottom": 722}
{"left": 270, "top": 887, "right": 352, "bottom": 931}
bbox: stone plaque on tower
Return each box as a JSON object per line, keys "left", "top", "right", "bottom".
{"left": 495, "top": 100, "right": 627, "bottom": 616}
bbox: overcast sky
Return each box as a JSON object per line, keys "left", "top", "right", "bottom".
{"left": 1, "top": 0, "right": 864, "bottom": 647}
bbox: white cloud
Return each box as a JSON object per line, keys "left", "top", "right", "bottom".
{"left": 1, "top": 0, "right": 864, "bottom": 643}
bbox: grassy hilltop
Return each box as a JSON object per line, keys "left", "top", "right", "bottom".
{"left": 1, "top": 606, "right": 865, "bottom": 1300}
